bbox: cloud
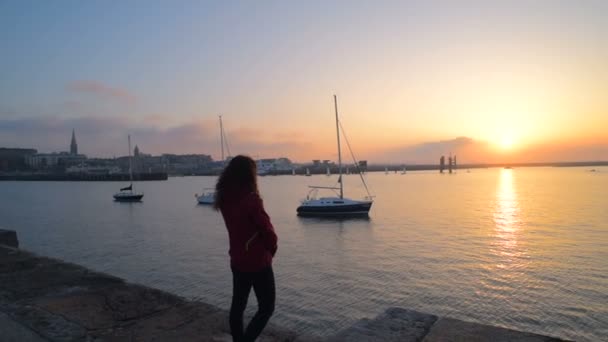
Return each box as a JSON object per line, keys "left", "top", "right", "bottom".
{"left": 380, "top": 137, "right": 489, "bottom": 163}
{"left": 66, "top": 80, "right": 137, "bottom": 105}
{"left": 380, "top": 136, "right": 608, "bottom": 164}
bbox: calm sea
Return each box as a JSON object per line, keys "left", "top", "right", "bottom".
{"left": 1, "top": 167, "right": 607, "bottom": 341}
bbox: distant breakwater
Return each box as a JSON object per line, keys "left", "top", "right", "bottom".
{"left": 0, "top": 172, "right": 168, "bottom": 181}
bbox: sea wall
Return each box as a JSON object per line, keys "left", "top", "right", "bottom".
{"left": 0, "top": 230, "right": 566, "bottom": 342}
{"left": 0, "top": 172, "right": 168, "bottom": 181}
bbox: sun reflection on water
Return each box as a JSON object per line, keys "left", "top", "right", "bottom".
{"left": 492, "top": 169, "right": 526, "bottom": 270}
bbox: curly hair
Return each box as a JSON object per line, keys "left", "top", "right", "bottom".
{"left": 213, "top": 155, "right": 258, "bottom": 210}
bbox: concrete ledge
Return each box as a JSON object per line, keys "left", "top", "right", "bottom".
{"left": 331, "top": 308, "right": 437, "bottom": 342}
{"left": 0, "top": 311, "right": 46, "bottom": 342}
{"left": 423, "top": 317, "right": 564, "bottom": 342}
{"left": 331, "top": 308, "right": 566, "bottom": 342}
{"left": 0, "top": 245, "right": 310, "bottom": 342}
{"left": 0, "top": 229, "right": 18, "bottom": 248}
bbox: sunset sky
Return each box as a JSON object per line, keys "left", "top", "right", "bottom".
{"left": 1, "top": 1, "right": 607, "bottom": 163}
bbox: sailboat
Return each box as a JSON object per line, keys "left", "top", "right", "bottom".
{"left": 196, "top": 115, "right": 229, "bottom": 205}
{"left": 401, "top": 166, "right": 407, "bottom": 174}
{"left": 305, "top": 168, "right": 311, "bottom": 176}
{"left": 113, "top": 135, "right": 144, "bottom": 202}
{"left": 297, "top": 95, "right": 373, "bottom": 217}
{"left": 326, "top": 166, "right": 331, "bottom": 176}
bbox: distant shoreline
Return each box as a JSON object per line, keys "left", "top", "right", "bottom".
{"left": 0, "top": 172, "right": 168, "bottom": 181}
{"left": 0, "top": 161, "right": 605, "bottom": 180}
{"left": 364, "top": 160, "right": 608, "bottom": 172}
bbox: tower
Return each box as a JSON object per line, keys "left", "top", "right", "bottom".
{"left": 70, "top": 129, "right": 78, "bottom": 155}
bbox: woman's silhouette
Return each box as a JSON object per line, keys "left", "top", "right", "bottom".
{"left": 214, "top": 155, "right": 278, "bottom": 342}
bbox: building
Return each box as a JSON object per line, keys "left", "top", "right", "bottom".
{"left": 25, "top": 130, "right": 86, "bottom": 170}
{"left": 26, "top": 152, "right": 86, "bottom": 169}
{"left": 70, "top": 129, "right": 78, "bottom": 155}
{"left": 0, "top": 148, "right": 37, "bottom": 171}
{"left": 257, "top": 158, "right": 293, "bottom": 173}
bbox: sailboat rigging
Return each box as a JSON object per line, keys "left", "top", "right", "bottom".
{"left": 113, "top": 135, "right": 144, "bottom": 202}
{"left": 296, "top": 95, "right": 373, "bottom": 217}
{"left": 196, "top": 115, "right": 230, "bottom": 205}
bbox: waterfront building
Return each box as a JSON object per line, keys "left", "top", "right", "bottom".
{"left": 257, "top": 157, "right": 293, "bottom": 173}
{"left": 0, "top": 148, "right": 37, "bottom": 171}
{"left": 26, "top": 152, "right": 86, "bottom": 169}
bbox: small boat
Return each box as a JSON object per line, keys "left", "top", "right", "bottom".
{"left": 305, "top": 168, "right": 311, "bottom": 176}
{"left": 297, "top": 95, "right": 373, "bottom": 217}
{"left": 292, "top": 168, "right": 296, "bottom": 175}
{"left": 326, "top": 166, "right": 331, "bottom": 176}
{"left": 114, "top": 135, "right": 143, "bottom": 202}
{"left": 385, "top": 167, "right": 389, "bottom": 175}
{"left": 114, "top": 184, "right": 144, "bottom": 202}
{"left": 196, "top": 188, "right": 215, "bottom": 205}
{"left": 401, "top": 166, "right": 407, "bottom": 175}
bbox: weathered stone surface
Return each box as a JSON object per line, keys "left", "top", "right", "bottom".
{"left": 0, "top": 229, "right": 18, "bottom": 248}
{"left": 0, "top": 245, "right": 314, "bottom": 342}
{"left": 330, "top": 307, "right": 438, "bottom": 342}
{"left": 0, "top": 311, "right": 47, "bottom": 342}
{"left": 423, "top": 317, "right": 565, "bottom": 342}
{"left": 6, "top": 304, "right": 87, "bottom": 342}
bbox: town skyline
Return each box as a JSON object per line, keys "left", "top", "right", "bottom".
{"left": 2, "top": 127, "right": 607, "bottom": 166}
{"left": 1, "top": 1, "right": 607, "bottom": 163}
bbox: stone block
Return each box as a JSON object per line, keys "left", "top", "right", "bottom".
{"left": 423, "top": 317, "right": 565, "bottom": 342}
{"left": 330, "top": 307, "right": 438, "bottom": 342}
{"left": 0, "top": 229, "right": 18, "bottom": 248}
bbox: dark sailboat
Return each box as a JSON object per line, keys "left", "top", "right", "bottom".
{"left": 113, "top": 135, "right": 143, "bottom": 202}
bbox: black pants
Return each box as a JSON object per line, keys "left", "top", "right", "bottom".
{"left": 230, "top": 266, "right": 275, "bottom": 342}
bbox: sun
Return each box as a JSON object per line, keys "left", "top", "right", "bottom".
{"left": 499, "top": 135, "right": 516, "bottom": 150}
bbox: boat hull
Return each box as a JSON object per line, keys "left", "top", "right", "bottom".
{"left": 196, "top": 190, "right": 215, "bottom": 205}
{"left": 196, "top": 196, "right": 215, "bottom": 205}
{"left": 113, "top": 193, "right": 144, "bottom": 202}
{"left": 296, "top": 202, "right": 372, "bottom": 217}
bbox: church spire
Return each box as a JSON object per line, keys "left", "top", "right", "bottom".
{"left": 70, "top": 129, "right": 78, "bottom": 155}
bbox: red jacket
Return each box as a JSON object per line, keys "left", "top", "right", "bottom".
{"left": 219, "top": 191, "right": 278, "bottom": 272}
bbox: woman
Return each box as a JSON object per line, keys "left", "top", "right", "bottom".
{"left": 214, "top": 155, "right": 278, "bottom": 342}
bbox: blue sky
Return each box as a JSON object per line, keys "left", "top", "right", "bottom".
{"left": 1, "top": 1, "right": 607, "bottom": 162}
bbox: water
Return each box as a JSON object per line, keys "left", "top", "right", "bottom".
{"left": 1, "top": 167, "right": 607, "bottom": 341}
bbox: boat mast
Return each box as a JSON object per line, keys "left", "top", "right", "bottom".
{"left": 128, "top": 134, "right": 133, "bottom": 188}
{"left": 334, "top": 95, "right": 343, "bottom": 199}
{"left": 219, "top": 115, "right": 224, "bottom": 165}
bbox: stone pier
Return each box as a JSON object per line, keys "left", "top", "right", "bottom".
{"left": 0, "top": 231, "right": 566, "bottom": 341}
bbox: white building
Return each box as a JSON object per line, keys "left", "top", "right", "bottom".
{"left": 256, "top": 158, "right": 293, "bottom": 174}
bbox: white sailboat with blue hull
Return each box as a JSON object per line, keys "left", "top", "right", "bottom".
{"left": 297, "top": 95, "right": 373, "bottom": 217}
